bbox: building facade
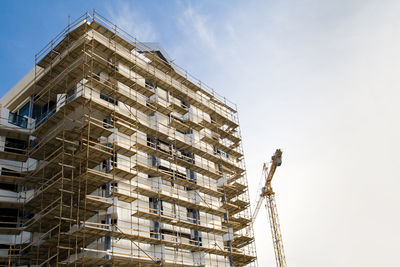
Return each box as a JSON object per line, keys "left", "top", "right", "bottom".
{"left": 0, "top": 12, "right": 256, "bottom": 266}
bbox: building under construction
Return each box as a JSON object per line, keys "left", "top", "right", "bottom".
{"left": 0, "top": 12, "right": 256, "bottom": 266}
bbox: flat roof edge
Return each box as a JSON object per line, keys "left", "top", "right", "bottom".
{"left": 0, "top": 66, "right": 42, "bottom": 109}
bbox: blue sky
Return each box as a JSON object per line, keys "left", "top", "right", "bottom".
{"left": 0, "top": 0, "right": 171, "bottom": 91}
{"left": 1, "top": 1, "right": 400, "bottom": 266}
{"left": 0, "top": 0, "right": 245, "bottom": 93}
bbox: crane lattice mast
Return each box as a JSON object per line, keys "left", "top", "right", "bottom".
{"left": 252, "top": 149, "right": 287, "bottom": 267}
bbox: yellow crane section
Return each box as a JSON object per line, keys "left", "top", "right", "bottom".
{"left": 253, "top": 149, "right": 287, "bottom": 267}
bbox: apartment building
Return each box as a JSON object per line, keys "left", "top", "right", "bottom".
{"left": 0, "top": 12, "right": 256, "bottom": 266}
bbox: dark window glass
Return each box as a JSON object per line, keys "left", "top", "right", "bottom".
{"left": 66, "top": 89, "right": 75, "bottom": 103}
{"left": 1, "top": 168, "right": 22, "bottom": 177}
{"left": 8, "top": 112, "right": 27, "bottom": 128}
{"left": 100, "top": 92, "right": 118, "bottom": 105}
{"left": 4, "top": 138, "right": 27, "bottom": 154}
{"left": 0, "top": 183, "right": 18, "bottom": 192}
{"left": 0, "top": 208, "right": 18, "bottom": 228}
{"left": 18, "top": 102, "right": 30, "bottom": 117}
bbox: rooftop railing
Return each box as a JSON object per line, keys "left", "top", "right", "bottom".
{"left": 34, "top": 11, "right": 238, "bottom": 116}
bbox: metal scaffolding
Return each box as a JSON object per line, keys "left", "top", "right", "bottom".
{"left": 0, "top": 11, "right": 256, "bottom": 267}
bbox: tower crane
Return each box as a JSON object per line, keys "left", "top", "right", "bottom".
{"left": 252, "top": 149, "right": 287, "bottom": 267}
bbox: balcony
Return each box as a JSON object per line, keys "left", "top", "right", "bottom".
{"left": 8, "top": 112, "right": 28, "bottom": 128}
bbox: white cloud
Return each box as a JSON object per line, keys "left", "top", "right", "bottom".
{"left": 168, "top": 1, "right": 400, "bottom": 266}
{"left": 104, "top": 1, "right": 157, "bottom": 42}
{"left": 178, "top": 5, "right": 216, "bottom": 50}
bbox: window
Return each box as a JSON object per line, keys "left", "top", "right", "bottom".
{"left": 149, "top": 198, "right": 163, "bottom": 215}
{"left": 103, "top": 118, "right": 113, "bottom": 129}
{"left": 18, "top": 102, "right": 30, "bottom": 117}
{"left": 170, "top": 114, "right": 185, "bottom": 124}
{"left": 229, "top": 255, "right": 234, "bottom": 267}
{"left": 0, "top": 208, "right": 18, "bottom": 228}
{"left": 100, "top": 91, "right": 118, "bottom": 105}
{"left": 182, "top": 100, "right": 190, "bottom": 108}
{"left": 188, "top": 169, "right": 196, "bottom": 184}
{"left": 190, "top": 231, "right": 202, "bottom": 246}
{"left": 187, "top": 152, "right": 195, "bottom": 163}
{"left": 1, "top": 168, "right": 22, "bottom": 177}
{"left": 176, "top": 170, "right": 187, "bottom": 180}
{"left": 8, "top": 101, "right": 29, "bottom": 128}
{"left": 187, "top": 208, "right": 200, "bottom": 224}
{"left": 102, "top": 160, "right": 109, "bottom": 171}
{"left": 151, "top": 155, "right": 158, "bottom": 167}
{"left": 41, "top": 101, "right": 56, "bottom": 114}
{"left": 214, "top": 146, "right": 229, "bottom": 159}
{"left": 32, "top": 104, "right": 41, "bottom": 120}
{"left": 151, "top": 221, "right": 161, "bottom": 239}
{"left": 109, "top": 63, "right": 119, "bottom": 71}
{"left": 145, "top": 80, "right": 155, "bottom": 89}
{"left": 158, "top": 139, "right": 170, "bottom": 146}
{"left": 210, "top": 115, "right": 216, "bottom": 123}
{"left": 4, "top": 138, "right": 27, "bottom": 154}
{"left": 179, "top": 150, "right": 195, "bottom": 164}
{"left": 180, "top": 232, "right": 191, "bottom": 240}
{"left": 217, "top": 164, "right": 222, "bottom": 172}
{"left": 102, "top": 153, "right": 117, "bottom": 172}
{"left": 0, "top": 183, "right": 18, "bottom": 192}
{"left": 8, "top": 112, "right": 27, "bottom": 128}
{"left": 176, "top": 128, "right": 185, "bottom": 135}
{"left": 92, "top": 72, "right": 100, "bottom": 81}
{"left": 161, "top": 229, "right": 174, "bottom": 236}
{"left": 66, "top": 89, "right": 75, "bottom": 103}
{"left": 34, "top": 100, "right": 56, "bottom": 128}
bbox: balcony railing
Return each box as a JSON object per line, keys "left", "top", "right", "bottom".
{"left": 35, "top": 109, "right": 56, "bottom": 129}
{"left": 8, "top": 112, "right": 28, "bottom": 128}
